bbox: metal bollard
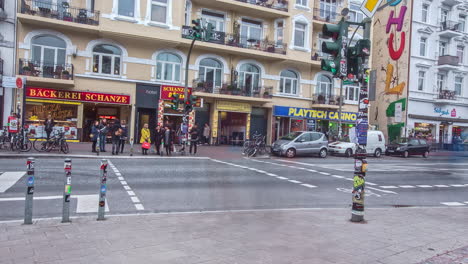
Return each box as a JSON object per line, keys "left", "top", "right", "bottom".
{"left": 24, "top": 157, "right": 35, "bottom": 225}
{"left": 97, "top": 159, "right": 108, "bottom": 221}
{"left": 130, "top": 137, "right": 134, "bottom": 156}
{"left": 96, "top": 131, "right": 100, "bottom": 156}
{"left": 351, "top": 147, "right": 367, "bottom": 222}
{"left": 62, "top": 158, "right": 72, "bottom": 223}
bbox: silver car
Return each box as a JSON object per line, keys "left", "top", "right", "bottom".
{"left": 271, "top": 131, "right": 328, "bottom": 158}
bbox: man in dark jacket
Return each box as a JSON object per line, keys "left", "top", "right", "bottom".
{"left": 189, "top": 124, "right": 199, "bottom": 155}
{"left": 98, "top": 118, "right": 108, "bottom": 152}
{"left": 44, "top": 114, "right": 55, "bottom": 140}
{"left": 118, "top": 120, "right": 128, "bottom": 154}
{"left": 111, "top": 119, "right": 121, "bottom": 155}
{"left": 154, "top": 125, "right": 164, "bottom": 156}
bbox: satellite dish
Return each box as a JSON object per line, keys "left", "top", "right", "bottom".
{"left": 341, "top": 8, "right": 349, "bottom": 17}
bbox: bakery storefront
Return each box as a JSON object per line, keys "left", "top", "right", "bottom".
{"left": 273, "top": 106, "right": 358, "bottom": 141}
{"left": 25, "top": 87, "right": 131, "bottom": 142}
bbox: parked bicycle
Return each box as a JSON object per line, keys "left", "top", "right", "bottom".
{"left": 0, "top": 127, "right": 11, "bottom": 151}
{"left": 44, "top": 130, "right": 69, "bottom": 154}
{"left": 243, "top": 133, "right": 268, "bottom": 157}
{"left": 10, "top": 127, "right": 32, "bottom": 152}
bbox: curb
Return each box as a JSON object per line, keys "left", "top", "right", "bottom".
{"left": 0, "top": 154, "right": 211, "bottom": 159}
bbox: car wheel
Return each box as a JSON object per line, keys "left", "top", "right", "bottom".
{"left": 345, "top": 148, "right": 353, "bottom": 158}
{"left": 374, "top": 148, "right": 382, "bottom": 158}
{"left": 286, "top": 148, "right": 296, "bottom": 158}
{"left": 319, "top": 148, "right": 328, "bottom": 158}
{"left": 423, "top": 151, "right": 429, "bottom": 158}
{"left": 403, "top": 151, "right": 409, "bottom": 158}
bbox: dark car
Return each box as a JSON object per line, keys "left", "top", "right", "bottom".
{"left": 386, "top": 138, "right": 430, "bottom": 158}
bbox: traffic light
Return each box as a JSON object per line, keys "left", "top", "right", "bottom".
{"left": 346, "top": 39, "right": 371, "bottom": 82}
{"left": 184, "top": 95, "right": 197, "bottom": 113}
{"left": 321, "top": 20, "right": 349, "bottom": 78}
{"left": 192, "top": 19, "right": 203, "bottom": 40}
{"left": 171, "top": 93, "right": 180, "bottom": 110}
{"left": 204, "top": 22, "right": 215, "bottom": 42}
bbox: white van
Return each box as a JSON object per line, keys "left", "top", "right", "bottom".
{"left": 365, "top": 130, "right": 386, "bottom": 157}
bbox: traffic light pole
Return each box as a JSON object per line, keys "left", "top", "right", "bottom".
{"left": 182, "top": 38, "right": 196, "bottom": 153}
{"left": 338, "top": 79, "right": 344, "bottom": 139}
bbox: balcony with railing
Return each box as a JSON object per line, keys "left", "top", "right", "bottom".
{"left": 438, "top": 55, "right": 460, "bottom": 70}
{"left": 233, "top": 0, "right": 289, "bottom": 12}
{"left": 191, "top": 0, "right": 289, "bottom": 18}
{"left": 20, "top": 0, "right": 99, "bottom": 26}
{"left": 439, "top": 20, "right": 463, "bottom": 37}
{"left": 18, "top": 59, "right": 74, "bottom": 87}
{"left": 435, "top": 90, "right": 457, "bottom": 103}
{"left": 192, "top": 79, "right": 273, "bottom": 101}
{"left": 313, "top": 8, "right": 341, "bottom": 24}
{"left": 312, "top": 93, "right": 342, "bottom": 108}
{"left": 182, "top": 26, "right": 287, "bottom": 55}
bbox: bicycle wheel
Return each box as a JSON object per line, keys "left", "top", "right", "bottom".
{"left": 61, "top": 140, "right": 69, "bottom": 154}
{"left": 46, "top": 141, "right": 56, "bottom": 152}
{"left": 19, "top": 138, "right": 32, "bottom": 152}
{"left": 33, "top": 138, "right": 48, "bottom": 152}
{"left": 242, "top": 141, "right": 251, "bottom": 154}
{"left": 246, "top": 146, "right": 256, "bottom": 157}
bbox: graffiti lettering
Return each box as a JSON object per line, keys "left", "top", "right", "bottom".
{"left": 388, "top": 32, "right": 405, "bottom": 60}
{"left": 386, "top": 6, "right": 407, "bottom": 33}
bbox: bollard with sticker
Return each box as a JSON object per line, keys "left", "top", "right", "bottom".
{"left": 351, "top": 147, "right": 367, "bottom": 222}
{"left": 62, "top": 158, "right": 72, "bottom": 223}
{"left": 130, "top": 137, "right": 134, "bottom": 156}
{"left": 97, "top": 159, "right": 108, "bottom": 220}
{"left": 24, "top": 157, "right": 35, "bottom": 225}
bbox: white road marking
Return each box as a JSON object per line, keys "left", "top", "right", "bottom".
{"left": 123, "top": 185, "right": 131, "bottom": 190}
{"left": 331, "top": 175, "right": 344, "bottom": 179}
{"left": 120, "top": 180, "right": 128, "bottom": 185}
{"left": 76, "top": 194, "right": 109, "bottom": 213}
{"left": 399, "top": 185, "right": 416, "bottom": 188}
{"left": 434, "top": 185, "right": 449, "bottom": 188}
{"left": 118, "top": 177, "right": 124, "bottom": 181}
{"left": 276, "top": 176, "right": 288, "bottom": 180}
{"left": 319, "top": 172, "right": 330, "bottom": 175}
{"left": 307, "top": 169, "right": 317, "bottom": 172}
{"left": 301, "top": 184, "right": 317, "bottom": 188}
{"left": 135, "top": 204, "right": 144, "bottom": 210}
{"left": 0, "top": 195, "right": 61, "bottom": 201}
{"left": 441, "top": 202, "right": 466, "bottom": 206}
{"left": 344, "top": 178, "right": 354, "bottom": 181}
{"left": 416, "top": 185, "right": 432, "bottom": 188}
{"left": 108, "top": 160, "right": 145, "bottom": 211}
{"left": 464, "top": 202, "right": 468, "bottom": 204}
{"left": 0, "top": 172, "right": 26, "bottom": 193}
{"left": 115, "top": 173, "right": 122, "bottom": 176}
{"left": 366, "top": 182, "right": 377, "bottom": 186}
{"left": 130, "top": 197, "right": 140, "bottom": 203}
{"left": 266, "top": 173, "right": 277, "bottom": 177}
{"left": 127, "top": 191, "right": 135, "bottom": 196}
{"left": 366, "top": 186, "right": 398, "bottom": 194}
{"left": 450, "top": 184, "right": 465, "bottom": 187}
{"left": 380, "top": 186, "right": 398, "bottom": 189}
{"left": 288, "top": 180, "right": 302, "bottom": 184}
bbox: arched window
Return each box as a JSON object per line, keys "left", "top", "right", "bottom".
{"left": 199, "top": 58, "right": 223, "bottom": 88}
{"left": 279, "top": 70, "right": 298, "bottom": 95}
{"left": 156, "top": 52, "right": 182, "bottom": 82}
{"left": 93, "top": 44, "right": 122, "bottom": 75}
{"left": 239, "top": 63, "right": 260, "bottom": 94}
{"left": 31, "top": 35, "right": 66, "bottom": 67}
{"left": 317, "top": 75, "right": 332, "bottom": 97}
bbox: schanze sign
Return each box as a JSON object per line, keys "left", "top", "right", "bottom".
{"left": 26, "top": 87, "right": 130, "bottom": 104}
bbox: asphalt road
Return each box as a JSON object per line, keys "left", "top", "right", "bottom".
{"left": 0, "top": 154, "right": 467, "bottom": 221}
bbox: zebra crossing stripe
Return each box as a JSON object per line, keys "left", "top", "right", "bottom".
{"left": 441, "top": 202, "right": 466, "bottom": 206}
{"left": 450, "top": 184, "right": 465, "bottom": 187}
{"left": 416, "top": 185, "right": 432, "bottom": 188}
{"left": 398, "top": 185, "right": 416, "bottom": 188}
{"left": 301, "top": 184, "right": 317, "bottom": 188}
{"left": 380, "top": 186, "right": 398, "bottom": 189}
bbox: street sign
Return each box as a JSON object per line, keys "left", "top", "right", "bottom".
{"left": 360, "top": 0, "right": 384, "bottom": 17}
{"left": 2, "top": 76, "right": 17, "bottom": 88}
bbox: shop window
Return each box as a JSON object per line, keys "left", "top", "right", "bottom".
{"left": 199, "top": 58, "right": 223, "bottom": 88}
{"left": 279, "top": 70, "right": 298, "bottom": 95}
{"left": 238, "top": 63, "right": 261, "bottom": 94}
{"left": 31, "top": 35, "right": 66, "bottom": 69}
{"left": 156, "top": 52, "right": 181, "bottom": 82}
{"left": 92, "top": 44, "right": 122, "bottom": 75}
{"left": 25, "top": 102, "right": 78, "bottom": 140}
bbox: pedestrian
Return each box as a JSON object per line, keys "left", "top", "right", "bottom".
{"left": 90, "top": 120, "right": 99, "bottom": 153}
{"left": 44, "top": 114, "right": 55, "bottom": 140}
{"left": 203, "top": 123, "right": 210, "bottom": 145}
{"left": 98, "top": 118, "right": 108, "bottom": 152}
{"left": 118, "top": 120, "right": 128, "bottom": 154}
{"left": 140, "top": 123, "right": 151, "bottom": 155}
{"left": 154, "top": 125, "right": 164, "bottom": 155}
{"left": 111, "top": 119, "right": 122, "bottom": 155}
{"left": 189, "top": 124, "right": 199, "bottom": 155}
{"left": 164, "top": 126, "right": 173, "bottom": 156}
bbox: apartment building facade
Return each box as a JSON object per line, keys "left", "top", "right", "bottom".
{"left": 14, "top": 0, "right": 360, "bottom": 144}
{"left": 408, "top": 0, "right": 468, "bottom": 148}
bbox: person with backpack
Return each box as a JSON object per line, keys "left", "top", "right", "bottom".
{"left": 118, "top": 120, "right": 128, "bottom": 154}
{"left": 111, "top": 119, "right": 122, "bottom": 155}
{"left": 189, "top": 124, "right": 199, "bottom": 155}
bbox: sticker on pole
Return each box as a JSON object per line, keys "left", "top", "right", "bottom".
{"left": 360, "top": 0, "right": 384, "bottom": 17}
{"left": 27, "top": 177, "right": 34, "bottom": 185}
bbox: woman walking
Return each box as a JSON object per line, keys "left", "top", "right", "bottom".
{"left": 140, "top": 123, "right": 151, "bottom": 155}
{"left": 91, "top": 120, "right": 99, "bottom": 153}
{"left": 154, "top": 125, "right": 164, "bottom": 156}
{"left": 163, "top": 126, "right": 173, "bottom": 156}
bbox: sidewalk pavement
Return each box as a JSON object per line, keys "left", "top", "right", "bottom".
{"left": 1, "top": 207, "right": 467, "bottom": 264}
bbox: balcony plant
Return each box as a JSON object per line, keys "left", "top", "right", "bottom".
{"left": 62, "top": 70, "right": 70, "bottom": 80}
{"left": 227, "top": 84, "right": 236, "bottom": 95}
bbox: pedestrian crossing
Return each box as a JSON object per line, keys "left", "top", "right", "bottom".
{"left": 0, "top": 171, "right": 25, "bottom": 193}
{"left": 379, "top": 184, "right": 468, "bottom": 190}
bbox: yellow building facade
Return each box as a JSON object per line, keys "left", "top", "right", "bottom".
{"left": 15, "top": 0, "right": 359, "bottom": 144}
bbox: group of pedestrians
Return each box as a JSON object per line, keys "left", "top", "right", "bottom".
{"left": 90, "top": 118, "right": 128, "bottom": 155}
{"left": 140, "top": 123, "right": 201, "bottom": 156}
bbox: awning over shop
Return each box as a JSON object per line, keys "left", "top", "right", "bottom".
{"left": 408, "top": 114, "right": 468, "bottom": 124}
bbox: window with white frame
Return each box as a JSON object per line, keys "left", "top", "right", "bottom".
{"left": 317, "top": 75, "right": 333, "bottom": 97}
{"left": 92, "top": 44, "right": 122, "bottom": 75}
{"left": 240, "top": 19, "right": 262, "bottom": 46}
{"left": 437, "top": 73, "right": 446, "bottom": 91}
{"left": 118, "top": 0, "right": 135, "bottom": 17}
{"left": 455, "top": 77, "right": 463, "bottom": 96}
{"left": 439, "top": 41, "right": 447, "bottom": 56}
{"left": 421, "top": 4, "right": 428, "bottom": 23}
{"left": 344, "top": 85, "right": 359, "bottom": 103}
{"left": 151, "top": 0, "right": 168, "bottom": 23}
{"left": 459, "top": 15, "right": 466, "bottom": 32}
{"left": 441, "top": 9, "right": 449, "bottom": 23}
{"left": 294, "top": 22, "right": 306, "bottom": 47}
{"left": 320, "top": 0, "right": 337, "bottom": 22}
{"left": 418, "top": 71, "right": 425, "bottom": 91}
{"left": 457, "top": 46, "right": 464, "bottom": 64}
{"left": 202, "top": 10, "right": 225, "bottom": 32}
{"left": 419, "top": 37, "right": 427, "bottom": 56}
{"left": 185, "top": 0, "right": 191, "bottom": 26}
{"left": 275, "top": 20, "right": 284, "bottom": 47}
{"left": 156, "top": 52, "right": 181, "bottom": 82}
{"left": 238, "top": 63, "right": 260, "bottom": 93}
{"left": 199, "top": 58, "right": 223, "bottom": 88}
{"left": 279, "top": 70, "right": 299, "bottom": 95}
{"left": 296, "top": 0, "right": 308, "bottom": 6}
{"left": 31, "top": 35, "right": 66, "bottom": 68}
{"left": 349, "top": 10, "right": 364, "bottom": 23}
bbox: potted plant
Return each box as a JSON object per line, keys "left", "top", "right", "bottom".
{"left": 22, "top": 66, "right": 31, "bottom": 76}
{"left": 62, "top": 70, "right": 70, "bottom": 79}
{"left": 263, "top": 91, "right": 272, "bottom": 98}
{"left": 227, "top": 84, "right": 236, "bottom": 95}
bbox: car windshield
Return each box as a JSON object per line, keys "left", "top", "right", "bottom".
{"left": 280, "top": 132, "right": 302, "bottom": 140}
{"left": 392, "top": 138, "right": 409, "bottom": 144}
